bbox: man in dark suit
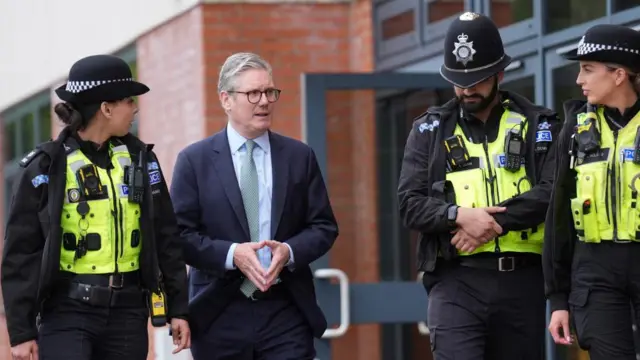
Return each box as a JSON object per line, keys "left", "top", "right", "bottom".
{"left": 170, "top": 52, "right": 339, "bottom": 360}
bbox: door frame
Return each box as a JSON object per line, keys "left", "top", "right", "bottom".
{"left": 301, "top": 72, "right": 450, "bottom": 360}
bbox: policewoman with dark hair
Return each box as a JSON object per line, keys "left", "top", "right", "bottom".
{"left": 1, "top": 55, "right": 191, "bottom": 360}
{"left": 545, "top": 25, "right": 640, "bottom": 360}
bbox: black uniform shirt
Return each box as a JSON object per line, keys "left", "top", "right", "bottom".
{"left": 458, "top": 102, "right": 505, "bottom": 143}
{"left": 69, "top": 133, "right": 113, "bottom": 169}
{"left": 603, "top": 99, "right": 640, "bottom": 130}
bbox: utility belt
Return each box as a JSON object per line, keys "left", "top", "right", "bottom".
{"left": 54, "top": 271, "right": 145, "bottom": 308}
{"left": 457, "top": 253, "right": 541, "bottom": 272}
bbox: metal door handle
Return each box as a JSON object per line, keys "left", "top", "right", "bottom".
{"left": 416, "top": 271, "right": 429, "bottom": 335}
{"left": 314, "top": 268, "right": 350, "bottom": 339}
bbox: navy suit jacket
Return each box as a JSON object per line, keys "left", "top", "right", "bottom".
{"left": 170, "top": 129, "right": 339, "bottom": 338}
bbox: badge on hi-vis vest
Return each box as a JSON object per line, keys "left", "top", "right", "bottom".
{"left": 67, "top": 188, "right": 81, "bottom": 203}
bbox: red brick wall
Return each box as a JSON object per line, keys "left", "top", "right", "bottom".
{"left": 136, "top": 5, "right": 208, "bottom": 359}
{"left": 198, "top": 1, "right": 377, "bottom": 359}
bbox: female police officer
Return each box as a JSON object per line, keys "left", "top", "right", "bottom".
{"left": 1, "top": 54, "right": 191, "bottom": 360}
{"left": 545, "top": 24, "right": 640, "bottom": 360}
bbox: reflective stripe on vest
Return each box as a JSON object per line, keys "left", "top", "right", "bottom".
{"left": 571, "top": 107, "right": 640, "bottom": 243}
{"left": 445, "top": 109, "right": 544, "bottom": 256}
{"left": 59, "top": 144, "right": 142, "bottom": 274}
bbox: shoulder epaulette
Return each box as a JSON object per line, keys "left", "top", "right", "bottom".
{"left": 19, "top": 147, "right": 44, "bottom": 168}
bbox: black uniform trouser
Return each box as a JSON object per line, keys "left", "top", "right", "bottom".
{"left": 570, "top": 241, "right": 640, "bottom": 360}
{"left": 38, "top": 290, "right": 149, "bottom": 360}
{"left": 424, "top": 256, "right": 546, "bottom": 360}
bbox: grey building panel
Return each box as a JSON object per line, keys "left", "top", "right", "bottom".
{"left": 375, "top": 2, "right": 640, "bottom": 72}
{"left": 375, "top": 0, "right": 421, "bottom": 59}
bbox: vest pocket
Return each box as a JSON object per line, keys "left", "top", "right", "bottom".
{"left": 446, "top": 168, "right": 487, "bottom": 208}
{"left": 573, "top": 165, "right": 607, "bottom": 242}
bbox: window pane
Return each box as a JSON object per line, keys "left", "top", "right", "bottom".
{"left": 491, "top": 0, "right": 533, "bottom": 28}
{"left": 38, "top": 104, "right": 51, "bottom": 143}
{"left": 427, "top": 0, "right": 464, "bottom": 24}
{"left": 128, "top": 60, "right": 138, "bottom": 79}
{"left": 545, "top": 0, "right": 606, "bottom": 34}
{"left": 502, "top": 75, "right": 535, "bottom": 103}
{"left": 3, "top": 121, "right": 17, "bottom": 163}
{"left": 20, "top": 112, "right": 35, "bottom": 156}
{"left": 552, "top": 63, "right": 581, "bottom": 114}
{"left": 613, "top": 0, "right": 638, "bottom": 12}
{"left": 381, "top": 10, "right": 415, "bottom": 40}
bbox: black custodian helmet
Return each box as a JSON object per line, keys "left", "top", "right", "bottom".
{"left": 440, "top": 12, "right": 512, "bottom": 89}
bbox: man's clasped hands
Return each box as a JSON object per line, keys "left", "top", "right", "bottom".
{"left": 232, "top": 240, "right": 291, "bottom": 292}
{"left": 450, "top": 206, "right": 506, "bottom": 253}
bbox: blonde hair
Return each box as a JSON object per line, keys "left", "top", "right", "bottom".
{"left": 605, "top": 63, "right": 640, "bottom": 93}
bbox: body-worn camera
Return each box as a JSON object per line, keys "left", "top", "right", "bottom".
{"left": 504, "top": 129, "right": 524, "bottom": 172}
{"left": 76, "top": 164, "right": 105, "bottom": 200}
{"left": 124, "top": 151, "right": 145, "bottom": 204}
{"left": 444, "top": 135, "right": 471, "bottom": 170}
{"left": 575, "top": 109, "right": 601, "bottom": 155}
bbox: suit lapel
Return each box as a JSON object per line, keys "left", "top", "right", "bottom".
{"left": 210, "top": 131, "right": 250, "bottom": 240}
{"left": 270, "top": 132, "right": 289, "bottom": 238}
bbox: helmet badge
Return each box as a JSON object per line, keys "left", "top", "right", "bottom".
{"left": 453, "top": 33, "right": 476, "bottom": 67}
{"left": 459, "top": 12, "right": 480, "bottom": 21}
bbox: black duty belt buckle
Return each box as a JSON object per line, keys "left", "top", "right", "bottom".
{"left": 614, "top": 238, "right": 632, "bottom": 244}
{"left": 498, "top": 257, "right": 515, "bottom": 272}
{"left": 109, "top": 274, "right": 124, "bottom": 289}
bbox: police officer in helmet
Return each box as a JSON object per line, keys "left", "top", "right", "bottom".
{"left": 545, "top": 24, "right": 640, "bottom": 360}
{"left": 398, "top": 12, "right": 560, "bottom": 359}
{"left": 1, "top": 55, "right": 191, "bottom": 360}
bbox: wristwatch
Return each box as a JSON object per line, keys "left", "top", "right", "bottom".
{"left": 446, "top": 205, "right": 459, "bottom": 229}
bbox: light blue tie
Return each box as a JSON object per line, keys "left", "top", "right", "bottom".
{"left": 239, "top": 140, "right": 261, "bottom": 297}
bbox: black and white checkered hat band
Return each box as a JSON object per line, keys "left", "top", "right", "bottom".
{"left": 65, "top": 78, "right": 134, "bottom": 93}
{"left": 577, "top": 42, "right": 640, "bottom": 56}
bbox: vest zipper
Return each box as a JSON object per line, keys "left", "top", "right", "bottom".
{"left": 482, "top": 134, "right": 500, "bottom": 252}
{"left": 612, "top": 130, "right": 619, "bottom": 241}
{"left": 107, "top": 167, "right": 121, "bottom": 273}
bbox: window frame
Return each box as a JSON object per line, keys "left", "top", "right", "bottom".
{"left": 2, "top": 89, "right": 52, "bottom": 218}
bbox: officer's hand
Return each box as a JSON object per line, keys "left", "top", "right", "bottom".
{"left": 170, "top": 318, "right": 191, "bottom": 354}
{"left": 548, "top": 310, "right": 573, "bottom": 346}
{"left": 263, "top": 240, "right": 291, "bottom": 288}
{"left": 11, "top": 340, "right": 38, "bottom": 360}
{"left": 233, "top": 242, "right": 268, "bottom": 292}
{"left": 456, "top": 207, "right": 506, "bottom": 242}
{"left": 450, "top": 229, "right": 483, "bottom": 253}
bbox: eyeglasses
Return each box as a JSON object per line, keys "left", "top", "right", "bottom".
{"left": 228, "top": 88, "right": 281, "bottom": 104}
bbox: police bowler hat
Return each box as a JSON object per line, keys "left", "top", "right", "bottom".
{"left": 563, "top": 24, "right": 640, "bottom": 73}
{"left": 440, "top": 12, "right": 512, "bottom": 89}
{"left": 55, "top": 55, "right": 149, "bottom": 105}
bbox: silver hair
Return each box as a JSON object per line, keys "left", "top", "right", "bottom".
{"left": 217, "top": 52, "right": 273, "bottom": 93}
